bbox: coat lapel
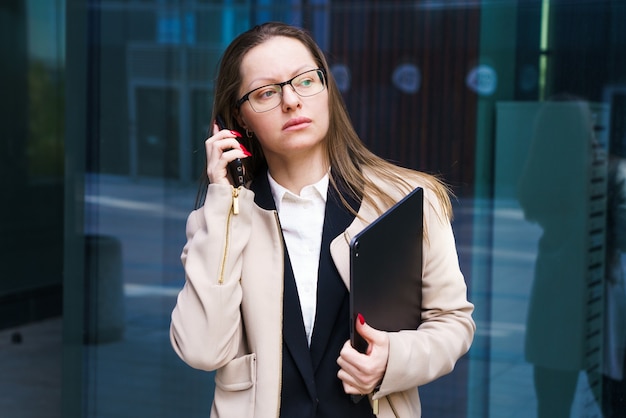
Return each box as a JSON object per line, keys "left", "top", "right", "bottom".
{"left": 310, "top": 183, "right": 361, "bottom": 370}
{"left": 329, "top": 178, "right": 386, "bottom": 290}
{"left": 329, "top": 168, "right": 405, "bottom": 289}
{"left": 251, "top": 172, "right": 317, "bottom": 400}
{"left": 282, "top": 249, "right": 318, "bottom": 400}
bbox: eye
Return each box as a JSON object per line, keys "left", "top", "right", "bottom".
{"left": 295, "top": 77, "right": 315, "bottom": 88}
{"left": 253, "top": 86, "right": 280, "bottom": 101}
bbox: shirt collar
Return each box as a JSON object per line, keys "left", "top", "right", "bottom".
{"left": 267, "top": 170, "right": 329, "bottom": 212}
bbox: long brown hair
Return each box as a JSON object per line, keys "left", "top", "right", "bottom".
{"left": 198, "top": 22, "right": 451, "bottom": 220}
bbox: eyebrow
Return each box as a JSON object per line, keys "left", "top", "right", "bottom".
{"left": 243, "top": 65, "right": 318, "bottom": 91}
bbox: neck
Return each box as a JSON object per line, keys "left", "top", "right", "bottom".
{"left": 266, "top": 153, "right": 329, "bottom": 195}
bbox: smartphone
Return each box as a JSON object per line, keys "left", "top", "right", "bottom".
{"left": 215, "top": 115, "right": 245, "bottom": 187}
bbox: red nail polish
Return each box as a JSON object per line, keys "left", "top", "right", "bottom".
{"left": 239, "top": 143, "right": 252, "bottom": 157}
{"left": 357, "top": 313, "right": 365, "bottom": 325}
{"left": 230, "top": 130, "right": 242, "bottom": 138}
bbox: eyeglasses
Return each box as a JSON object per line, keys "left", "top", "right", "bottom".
{"left": 236, "top": 68, "right": 327, "bottom": 113}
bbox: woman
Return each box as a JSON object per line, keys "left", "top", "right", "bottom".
{"left": 170, "top": 22, "right": 474, "bottom": 418}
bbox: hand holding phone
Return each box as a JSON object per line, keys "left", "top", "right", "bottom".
{"left": 215, "top": 115, "right": 245, "bottom": 187}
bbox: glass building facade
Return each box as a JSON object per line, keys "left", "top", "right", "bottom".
{"left": 1, "top": 0, "right": 625, "bottom": 416}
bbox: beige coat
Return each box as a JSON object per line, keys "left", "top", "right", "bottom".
{"left": 170, "top": 174, "right": 475, "bottom": 417}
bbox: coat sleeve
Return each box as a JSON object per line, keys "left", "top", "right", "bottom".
{"left": 170, "top": 184, "right": 254, "bottom": 371}
{"left": 376, "top": 188, "right": 475, "bottom": 396}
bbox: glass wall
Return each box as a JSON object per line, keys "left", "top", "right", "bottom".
{"left": 1, "top": 0, "right": 625, "bottom": 417}
{"left": 1, "top": 0, "right": 65, "bottom": 416}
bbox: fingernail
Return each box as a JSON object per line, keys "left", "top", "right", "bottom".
{"left": 357, "top": 313, "right": 365, "bottom": 325}
{"left": 230, "top": 130, "right": 242, "bottom": 138}
{"left": 240, "top": 144, "right": 252, "bottom": 157}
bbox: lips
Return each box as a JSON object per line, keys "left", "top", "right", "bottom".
{"left": 282, "top": 116, "right": 312, "bottom": 131}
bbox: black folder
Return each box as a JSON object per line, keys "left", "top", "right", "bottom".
{"left": 349, "top": 187, "right": 423, "bottom": 353}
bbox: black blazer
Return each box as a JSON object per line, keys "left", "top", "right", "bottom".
{"left": 251, "top": 173, "right": 374, "bottom": 418}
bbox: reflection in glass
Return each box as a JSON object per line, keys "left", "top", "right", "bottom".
{"left": 602, "top": 93, "right": 626, "bottom": 416}
{"left": 517, "top": 98, "right": 606, "bottom": 417}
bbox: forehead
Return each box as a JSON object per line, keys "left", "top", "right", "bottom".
{"left": 239, "top": 36, "right": 317, "bottom": 86}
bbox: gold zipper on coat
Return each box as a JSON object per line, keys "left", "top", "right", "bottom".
{"left": 218, "top": 187, "right": 240, "bottom": 284}
{"left": 232, "top": 187, "right": 240, "bottom": 215}
{"left": 386, "top": 394, "right": 399, "bottom": 418}
{"left": 370, "top": 393, "right": 399, "bottom": 417}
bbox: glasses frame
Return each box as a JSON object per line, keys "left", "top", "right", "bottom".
{"left": 236, "top": 68, "right": 327, "bottom": 113}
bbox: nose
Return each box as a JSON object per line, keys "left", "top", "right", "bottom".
{"left": 281, "top": 84, "right": 301, "bottom": 110}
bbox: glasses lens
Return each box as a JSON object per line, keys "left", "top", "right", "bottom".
{"left": 292, "top": 69, "right": 325, "bottom": 97}
{"left": 248, "top": 69, "right": 326, "bottom": 113}
{"left": 248, "top": 85, "right": 282, "bottom": 112}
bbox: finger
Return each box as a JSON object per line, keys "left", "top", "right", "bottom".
{"left": 338, "top": 365, "right": 379, "bottom": 395}
{"left": 206, "top": 126, "right": 242, "bottom": 147}
{"left": 338, "top": 322, "right": 389, "bottom": 393}
{"left": 337, "top": 349, "right": 380, "bottom": 392}
{"left": 337, "top": 344, "right": 362, "bottom": 377}
{"left": 355, "top": 314, "right": 384, "bottom": 353}
{"left": 338, "top": 360, "right": 382, "bottom": 393}
{"left": 205, "top": 135, "right": 247, "bottom": 184}
{"left": 337, "top": 368, "right": 367, "bottom": 395}
{"left": 342, "top": 379, "right": 364, "bottom": 395}
{"left": 206, "top": 126, "right": 246, "bottom": 156}
{"left": 338, "top": 340, "right": 369, "bottom": 374}
{"left": 355, "top": 315, "right": 393, "bottom": 362}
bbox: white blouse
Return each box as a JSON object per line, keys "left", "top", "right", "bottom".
{"left": 268, "top": 171, "right": 329, "bottom": 346}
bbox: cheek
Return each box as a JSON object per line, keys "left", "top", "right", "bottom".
{"left": 318, "top": 100, "right": 331, "bottom": 133}
{"left": 319, "top": 92, "right": 330, "bottom": 118}
{"left": 248, "top": 118, "right": 275, "bottom": 141}
{"left": 244, "top": 117, "right": 277, "bottom": 151}
{"left": 241, "top": 107, "right": 266, "bottom": 131}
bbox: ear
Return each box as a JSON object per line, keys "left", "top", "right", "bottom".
{"left": 234, "top": 108, "right": 248, "bottom": 130}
